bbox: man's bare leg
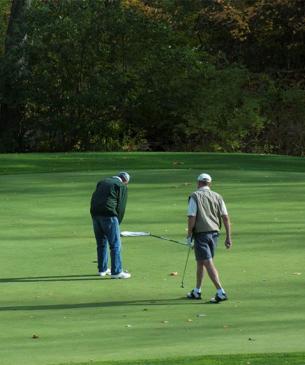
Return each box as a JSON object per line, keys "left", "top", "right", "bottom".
{"left": 203, "top": 258, "right": 222, "bottom": 290}
{"left": 196, "top": 260, "right": 206, "bottom": 289}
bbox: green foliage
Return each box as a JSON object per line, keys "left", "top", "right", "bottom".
{"left": 245, "top": 0, "right": 305, "bottom": 74}
{"left": 148, "top": 0, "right": 305, "bottom": 155}
{"left": 0, "top": 0, "right": 304, "bottom": 154}
{"left": 0, "top": 0, "right": 29, "bottom": 152}
{"left": 180, "top": 65, "right": 265, "bottom": 152}
{"left": 258, "top": 85, "right": 305, "bottom": 155}
{"left": 20, "top": 0, "right": 216, "bottom": 151}
{"left": 0, "top": 0, "right": 10, "bottom": 56}
{"left": 192, "top": 0, "right": 305, "bottom": 75}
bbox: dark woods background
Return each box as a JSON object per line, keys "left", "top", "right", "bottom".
{"left": 0, "top": 0, "right": 304, "bottom": 154}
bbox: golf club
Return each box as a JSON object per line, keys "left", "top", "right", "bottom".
{"left": 120, "top": 231, "right": 187, "bottom": 247}
{"left": 181, "top": 246, "right": 191, "bottom": 288}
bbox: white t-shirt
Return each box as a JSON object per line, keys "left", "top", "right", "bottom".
{"left": 187, "top": 186, "right": 228, "bottom": 216}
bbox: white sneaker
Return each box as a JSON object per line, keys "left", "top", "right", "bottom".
{"left": 98, "top": 268, "right": 111, "bottom": 277}
{"left": 187, "top": 289, "right": 202, "bottom": 300}
{"left": 111, "top": 271, "right": 131, "bottom": 279}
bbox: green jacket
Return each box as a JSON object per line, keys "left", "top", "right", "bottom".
{"left": 90, "top": 177, "right": 128, "bottom": 223}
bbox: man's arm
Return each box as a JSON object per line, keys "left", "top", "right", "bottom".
{"left": 186, "top": 195, "right": 197, "bottom": 245}
{"left": 222, "top": 214, "right": 232, "bottom": 249}
{"left": 117, "top": 185, "right": 128, "bottom": 224}
{"left": 187, "top": 216, "right": 196, "bottom": 238}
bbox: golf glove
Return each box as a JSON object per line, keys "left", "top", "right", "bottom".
{"left": 186, "top": 236, "right": 193, "bottom": 248}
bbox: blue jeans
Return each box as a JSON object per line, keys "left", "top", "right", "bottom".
{"left": 92, "top": 216, "right": 122, "bottom": 275}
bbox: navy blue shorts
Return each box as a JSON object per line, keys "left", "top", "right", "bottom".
{"left": 194, "top": 232, "right": 219, "bottom": 261}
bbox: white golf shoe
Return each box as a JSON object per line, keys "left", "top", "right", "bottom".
{"left": 111, "top": 271, "right": 131, "bottom": 279}
{"left": 98, "top": 268, "right": 111, "bottom": 277}
{"left": 187, "top": 289, "right": 202, "bottom": 299}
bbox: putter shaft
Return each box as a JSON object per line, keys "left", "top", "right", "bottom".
{"left": 181, "top": 246, "right": 191, "bottom": 288}
{"left": 150, "top": 234, "right": 186, "bottom": 247}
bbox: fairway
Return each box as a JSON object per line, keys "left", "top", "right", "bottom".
{"left": 0, "top": 152, "right": 304, "bottom": 365}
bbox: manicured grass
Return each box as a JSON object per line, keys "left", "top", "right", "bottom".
{"left": 1, "top": 151, "right": 305, "bottom": 175}
{"left": 0, "top": 152, "right": 304, "bottom": 365}
{"left": 63, "top": 352, "right": 305, "bottom": 365}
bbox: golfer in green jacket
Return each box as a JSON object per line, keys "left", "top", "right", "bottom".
{"left": 90, "top": 172, "right": 131, "bottom": 279}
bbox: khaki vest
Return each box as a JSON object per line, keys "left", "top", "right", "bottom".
{"left": 190, "top": 189, "right": 223, "bottom": 233}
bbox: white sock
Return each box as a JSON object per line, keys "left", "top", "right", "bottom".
{"left": 194, "top": 288, "right": 201, "bottom": 294}
{"left": 217, "top": 288, "right": 225, "bottom": 296}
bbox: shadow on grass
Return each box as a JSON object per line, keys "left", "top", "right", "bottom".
{"left": 0, "top": 297, "right": 200, "bottom": 312}
{"left": 69, "top": 352, "right": 305, "bottom": 365}
{"left": 0, "top": 274, "right": 103, "bottom": 283}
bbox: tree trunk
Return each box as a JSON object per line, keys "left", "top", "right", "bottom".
{"left": 0, "top": 0, "right": 28, "bottom": 152}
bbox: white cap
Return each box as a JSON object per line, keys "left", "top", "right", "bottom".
{"left": 197, "top": 173, "right": 212, "bottom": 182}
{"left": 118, "top": 171, "right": 130, "bottom": 183}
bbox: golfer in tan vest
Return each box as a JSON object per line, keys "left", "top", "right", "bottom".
{"left": 186, "top": 173, "right": 232, "bottom": 303}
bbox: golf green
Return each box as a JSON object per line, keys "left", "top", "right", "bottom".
{"left": 0, "top": 152, "right": 304, "bottom": 365}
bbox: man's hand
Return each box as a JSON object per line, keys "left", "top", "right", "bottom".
{"left": 186, "top": 236, "right": 194, "bottom": 248}
{"left": 225, "top": 237, "right": 232, "bottom": 249}
{"left": 222, "top": 215, "right": 232, "bottom": 249}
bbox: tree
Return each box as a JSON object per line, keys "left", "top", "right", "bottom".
{"left": 20, "top": 0, "right": 215, "bottom": 151}
{"left": 0, "top": 0, "right": 304, "bottom": 154}
{"left": 0, "top": 0, "right": 11, "bottom": 56}
{"left": 0, "top": 0, "right": 31, "bottom": 151}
